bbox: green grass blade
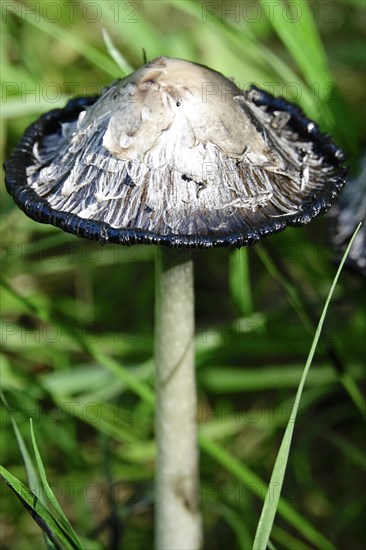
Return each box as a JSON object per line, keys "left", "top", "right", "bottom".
{"left": 219, "top": 504, "right": 252, "bottom": 550}
{"left": 252, "top": 223, "right": 362, "bottom": 550}
{"left": 260, "top": 0, "right": 331, "bottom": 90}
{"left": 0, "top": 465, "right": 79, "bottom": 550}
{"left": 272, "top": 525, "right": 313, "bottom": 550}
{"left": 88, "top": 343, "right": 155, "bottom": 405}
{"left": 2, "top": 97, "right": 70, "bottom": 119}
{"left": 86, "top": 0, "right": 169, "bottom": 60}
{"left": 325, "top": 431, "right": 366, "bottom": 471}
{"left": 29, "top": 420, "right": 84, "bottom": 550}
{"left": 199, "top": 362, "right": 364, "bottom": 393}
{"left": 0, "top": 391, "right": 40, "bottom": 498}
{"left": 162, "top": 0, "right": 317, "bottom": 114}
{"left": 15, "top": 2, "right": 119, "bottom": 77}
{"left": 0, "top": 276, "right": 155, "bottom": 406}
{"left": 255, "top": 245, "right": 313, "bottom": 334}
{"left": 102, "top": 28, "right": 134, "bottom": 76}
{"left": 50, "top": 395, "right": 143, "bottom": 443}
{"left": 259, "top": 0, "right": 356, "bottom": 153}
{"left": 256, "top": 244, "right": 365, "bottom": 417}
{"left": 199, "top": 435, "right": 335, "bottom": 549}
{"left": 259, "top": 0, "right": 335, "bottom": 130}
{"left": 339, "top": 372, "right": 366, "bottom": 418}
{"left": 229, "top": 249, "right": 253, "bottom": 316}
{"left": 1, "top": 394, "right": 62, "bottom": 549}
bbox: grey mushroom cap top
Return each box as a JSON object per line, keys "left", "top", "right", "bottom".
{"left": 5, "top": 56, "right": 347, "bottom": 247}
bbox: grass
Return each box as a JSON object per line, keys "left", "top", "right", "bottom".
{"left": 1, "top": 1, "right": 365, "bottom": 549}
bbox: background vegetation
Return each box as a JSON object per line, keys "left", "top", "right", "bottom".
{"left": 1, "top": 1, "right": 365, "bottom": 549}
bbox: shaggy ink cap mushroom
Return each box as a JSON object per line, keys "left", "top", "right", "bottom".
{"left": 329, "top": 155, "right": 366, "bottom": 276}
{"left": 5, "top": 56, "right": 347, "bottom": 248}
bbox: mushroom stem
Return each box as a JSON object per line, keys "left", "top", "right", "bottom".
{"left": 154, "top": 247, "right": 202, "bottom": 550}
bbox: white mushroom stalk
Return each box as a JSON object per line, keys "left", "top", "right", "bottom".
{"left": 155, "top": 248, "right": 201, "bottom": 549}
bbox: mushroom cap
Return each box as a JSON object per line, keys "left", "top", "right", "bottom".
{"left": 329, "top": 155, "right": 366, "bottom": 276}
{"left": 4, "top": 56, "right": 347, "bottom": 248}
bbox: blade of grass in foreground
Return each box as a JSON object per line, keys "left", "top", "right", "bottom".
{"left": 256, "top": 244, "right": 366, "bottom": 417}
{"left": 252, "top": 223, "right": 362, "bottom": 550}
{"left": 30, "top": 420, "right": 84, "bottom": 550}
{"left": 199, "top": 435, "right": 334, "bottom": 550}
{"left": 0, "top": 391, "right": 40, "bottom": 499}
{"left": 1, "top": 396, "right": 61, "bottom": 549}
{"left": 0, "top": 466, "right": 78, "bottom": 550}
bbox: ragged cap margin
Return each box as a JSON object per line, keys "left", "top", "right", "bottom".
{"left": 4, "top": 89, "right": 347, "bottom": 249}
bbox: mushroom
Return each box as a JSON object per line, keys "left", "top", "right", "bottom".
{"left": 329, "top": 154, "right": 366, "bottom": 276}
{"left": 4, "top": 56, "right": 346, "bottom": 550}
